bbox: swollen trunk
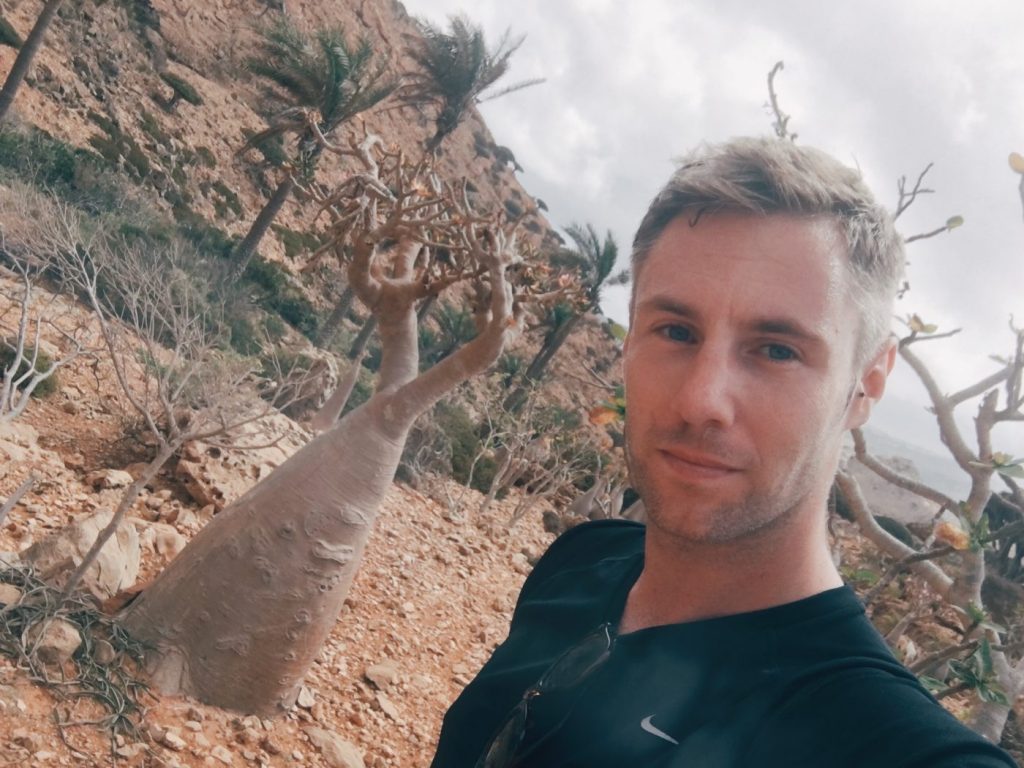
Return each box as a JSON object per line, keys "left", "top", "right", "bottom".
{"left": 121, "top": 400, "right": 411, "bottom": 714}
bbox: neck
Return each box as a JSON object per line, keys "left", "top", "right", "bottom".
{"left": 618, "top": 504, "right": 842, "bottom": 634}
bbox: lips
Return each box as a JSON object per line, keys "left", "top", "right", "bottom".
{"left": 657, "top": 448, "right": 741, "bottom": 480}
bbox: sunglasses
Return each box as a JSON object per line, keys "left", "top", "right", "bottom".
{"left": 475, "top": 623, "right": 616, "bottom": 768}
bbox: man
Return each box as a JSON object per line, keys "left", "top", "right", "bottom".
{"left": 430, "top": 138, "right": 1018, "bottom": 767}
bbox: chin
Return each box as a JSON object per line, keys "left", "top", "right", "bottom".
{"left": 644, "top": 493, "right": 802, "bottom": 548}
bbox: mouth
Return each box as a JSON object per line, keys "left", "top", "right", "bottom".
{"left": 657, "top": 448, "right": 741, "bottom": 480}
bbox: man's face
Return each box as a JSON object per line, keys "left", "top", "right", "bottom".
{"left": 623, "top": 211, "right": 878, "bottom": 546}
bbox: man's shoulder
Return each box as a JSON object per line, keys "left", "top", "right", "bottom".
{"left": 751, "top": 665, "right": 1017, "bottom": 767}
{"left": 514, "top": 519, "right": 644, "bottom": 606}
{"left": 529, "top": 519, "right": 644, "bottom": 576}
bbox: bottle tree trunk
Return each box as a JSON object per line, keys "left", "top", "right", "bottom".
{"left": 0, "top": 0, "right": 66, "bottom": 123}
{"left": 120, "top": 240, "right": 517, "bottom": 714}
{"left": 121, "top": 398, "right": 414, "bottom": 714}
{"left": 228, "top": 176, "right": 295, "bottom": 280}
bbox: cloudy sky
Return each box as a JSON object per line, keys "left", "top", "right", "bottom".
{"left": 403, "top": 0, "right": 1024, "bottom": 461}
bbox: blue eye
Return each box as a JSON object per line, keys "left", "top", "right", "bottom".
{"left": 664, "top": 325, "right": 693, "bottom": 343}
{"left": 764, "top": 344, "right": 797, "bottom": 361}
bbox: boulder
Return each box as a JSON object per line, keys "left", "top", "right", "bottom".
{"left": 136, "top": 521, "right": 187, "bottom": 558}
{"left": 0, "top": 583, "right": 23, "bottom": 608}
{"left": 24, "top": 618, "right": 81, "bottom": 665}
{"left": 85, "top": 469, "right": 134, "bottom": 489}
{"left": 364, "top": 660, "right": 399, "bottom": 690}
{"left": 174, "top": 413, "right": 309, "bottom": 511}
{"left": 22, "top": 508, "right": 140, "bottom": 599}
{"left": 306, "top": 728, "right": 364, "bottom": 768}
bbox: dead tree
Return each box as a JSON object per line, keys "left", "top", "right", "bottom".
{"left": 0, "top": 191, "right": 91, "bottom": 423}
{"left": 10, "top": 188, "right": 309, "bottom": 599}
{"left": 119, "top": 132, "right": 568, "bottom": 714}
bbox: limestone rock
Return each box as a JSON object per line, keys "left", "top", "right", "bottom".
{"left": 306, "top": 728, "right": 364, "bottom": 768}
{"left": 24, "top": 618, "right": 81, "bottom": 664}
{"left": 210, "top": 745, "right": 233, "bottom": 765}
{"left": 844, "top": 454, "right": 941, "bottom": 525}
{"left": 0, "top": 583, "right": 22, "bottom": 607}
{"left": 174, "top": 414, "right": 309, "bottom": 511}
{"left": 364, "top": 660, "right": 399, "bottom": 690}
{"left": 136, "top": 521, "right": 187, "bottom": 558}
{"left": 86, "top": 468, "right": 134, "bottom": 489}
{"left": 22, "top": 508, "right": 140, "bottom": 599}
{"left": 295, "top": 685, "right": 315, "bottom": 709}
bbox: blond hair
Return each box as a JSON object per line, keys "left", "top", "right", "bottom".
{"left": 631, "top": 137, "right": 904, "bottom": 362}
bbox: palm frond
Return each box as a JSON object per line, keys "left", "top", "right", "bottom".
{"left": 399, "top": 14, "right": 541, "bottom": 150}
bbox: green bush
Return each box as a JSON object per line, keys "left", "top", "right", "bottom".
{"left": 86, "top": 110, "right": 151, "bottom": 180}
{"left": 160, "top": 72, "right": 203, "bottom": 108}
{"left": 226, "top": 313, "right": 262, "bottom": 355}
{"left": 138, "top": 110, "right": 172, "bottom": 147}
{"left": 242, "top": 130, "right": 288, "bottom": 168}
{"left": 0, "top": 345, "right": 59, "bottom": 399}
{"left": 243, "top": 257, "right": 319, "bottom": 340}
{"left": 195, "top": 146, "right": 217, "bottom": 169}
{"left": 271, "top": 225, "right": 321, "bottom": 260}
{"left": 0, "top": 16, "right": 23, "bottom": 49}
{"left": 262, "top": 314, "right": 287, "bottom": 342}
{"left": 0, "top": 128, "right": 110, "bottom": 201}
{"left": 172, "top": 206, "right": 237, "bottom": 260}
{"left": 434, "top": 401, "right": 496, "bottom": 492}
{"left": 210, "top": 181, "right": 243, "bottom": 219}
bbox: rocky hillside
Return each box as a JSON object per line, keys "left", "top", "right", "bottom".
{"left": 0, "top": 0, "right": 629, "bottom": 765}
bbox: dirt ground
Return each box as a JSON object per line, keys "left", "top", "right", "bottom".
{"left": 0, "top": 341, "right": 556, "bottom": 767}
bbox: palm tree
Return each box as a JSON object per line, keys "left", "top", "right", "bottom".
{"left": 0, "top": 0, "right": 66, "bottom": 123}
{"left": 400, "top": 14, "right": 543, "bottom": 153}
{"left": 504, "top": 224, "right": 628, "bottom": 412}
{"left": 229, "top": 21, "right": 396, "bottom": 278}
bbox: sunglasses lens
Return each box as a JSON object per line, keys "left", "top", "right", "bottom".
{"left": 477, "top": 624, "right": 614, "bottom": 768}
{"left": 538, "top": 625, "right": 613, "bottom": 691}
{"left": 478, "top": 700, "right": 529, "bottom": 768}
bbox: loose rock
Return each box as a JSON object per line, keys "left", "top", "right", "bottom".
{"left": 24, "top": 618, "right": 81, "bottom": 665}
{"left": 306, "top": 728, "right": 364, "bottom": 768}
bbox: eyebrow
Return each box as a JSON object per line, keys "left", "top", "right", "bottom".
{"left": 636, "top": 296, "right": 827, "bottom": 346}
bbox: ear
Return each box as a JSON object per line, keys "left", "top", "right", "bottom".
{"left": 844, "top": 339, "right": 897, "bottom": 430}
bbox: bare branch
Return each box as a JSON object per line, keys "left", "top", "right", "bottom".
{"left": 850, "top": 428, "right": 956, "bottom": 509}
{"left": 765, "top": 61, "right": 796, "bottom": 142}
{"left": 835, "top": 470, "right": 952, "bottom": 598}
{"left": 898, "top": 344, "right": 978, "bottom": 472}
{"left": 894, "top": 163, "right": 935, "bottom": 220}
{"left": 0, "top": 472, "right": 36, "bottom": 526}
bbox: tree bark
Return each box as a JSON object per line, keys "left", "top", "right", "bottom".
{"left": 229, "top": 176, "right": 295, "bottom": 281}
{"left": 120, "top": 400, "right": 414, "bottom": 714}
{"left": 315, "top": 286, "right": 355, "bottom": 348}
{"left": 0, "top": 0, "right": 65, "bottom": 124}
{"left": 120, "top": 289, "right": 487, "bottom": 714}
{"left": 309, "top": 351, "right": 365, "bottom": 433}
{"left": 348, "top": 314, "right": 377, "bottom": 361}
{"left": 503, "top": 311, "right": 582, "bottom": 412}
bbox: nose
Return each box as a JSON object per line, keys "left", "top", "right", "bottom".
{"left": 668, "top": 344, "right": 737, "bottom": 430}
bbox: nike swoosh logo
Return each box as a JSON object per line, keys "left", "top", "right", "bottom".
{"left": 640, "top": 715, "right": 679, "bottom": 745}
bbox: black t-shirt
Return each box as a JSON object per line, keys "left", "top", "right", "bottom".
{"left": 431, "top": 520, "right": 1017, "bottom": 767}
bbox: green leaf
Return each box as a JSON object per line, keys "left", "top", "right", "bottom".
{"left": 907, "top": 313, "right": 938, "bottom": 334}
{"left": 995, "top": 463, "right": 1024, "bottom": 480}
{"left": 919, "top": 675, "right": 946, "bottom": 693}
{"left": 606, "top": 320, "right": 628, "bottom": 341}
{"left": 945, "top": 215, "right": 964, "bottom": 230}
{"left": 977, "top": 638, "right": 994, "bottom": 678}
{"left": 977, "top": 684, "right": 1009, "bottom": 705}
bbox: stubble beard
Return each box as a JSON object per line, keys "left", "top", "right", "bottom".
{"left": 625, "top": 427, "right": 818, "bottom": 548}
